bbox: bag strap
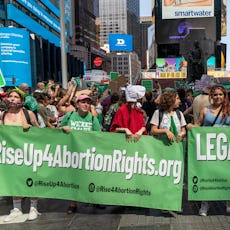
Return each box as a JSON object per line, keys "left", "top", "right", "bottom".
{"left": 158, "top": 109, "right": 181, "bottom": 128}
{"left": 2, "top": 108, "right": 31, "bottom": 125}
{"left": 22, "top": 108, "right": 32, "bottom": 125}
{"left": 211, "top": 106, "right": 222, "bottom": 126}
{"left": 66, "top": 111, "right": 74, "bottom": 123}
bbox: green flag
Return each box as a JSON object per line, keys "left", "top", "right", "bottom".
{"left": 0, "top": 69, "right": 6, "bottom": 87}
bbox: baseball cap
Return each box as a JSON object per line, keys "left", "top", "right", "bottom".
{"left": 77, "top": 94, "right": 92, "bottom": 102}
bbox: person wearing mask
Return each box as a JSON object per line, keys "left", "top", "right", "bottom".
{"left": 1, "top": 89, "right": 40, "bottom": 222}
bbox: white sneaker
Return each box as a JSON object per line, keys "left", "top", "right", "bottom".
{"left": 199, "top": 201, "right": 209, "bottom": 216}
{"left": 3, "top": 208, "right": 23, "bottom": 222}
{"left": 27, "top": 207, "right": 41, "bottom": 221}
{"left": 226, "top": 201, "right": 230, "bottom": 213}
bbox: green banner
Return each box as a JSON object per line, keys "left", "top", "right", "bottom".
{"left": 0, "top": 126, "right": 184, "bottom": 211}
{"left": 141, "top": 80, "right": 153, "bottom": 92}
{"left": 188, "top": 127, "right": 230, "bottom": 201}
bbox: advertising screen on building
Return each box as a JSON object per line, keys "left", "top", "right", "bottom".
{"left": 156, "top": 58, "right": 187, "bottom": 78}
{"left": 162, "top": 0, "right": 214, "bottom": 19}
{"left": 0, "top": 27, "right": 32, "bottom": 86}
{"left": 155, "top": 17, "right": 216, "bottom": 44}
{"left": 109, "top": 34, "right": 133, "bottom": 52}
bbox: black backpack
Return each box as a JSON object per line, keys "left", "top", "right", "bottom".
{"left": 2, "top": 108, "right": 32, "bottom": 125}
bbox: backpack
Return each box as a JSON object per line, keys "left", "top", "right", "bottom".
{"left": 158, "top": 109, "right": 181, "bottom": 128}
{"left": 2, "top": 108, "right": 32, "bottom": 125}
{"left": 103, "top": 105, "right": 117, "bottom": 131}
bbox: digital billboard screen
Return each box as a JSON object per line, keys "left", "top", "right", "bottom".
{"left": 0, "top": 27, "right": 32, "bottom": 86}
{"left": 109, "top": 34, "right": 133, "bottom": 52}
{"left": 155, "top": 17, "right": 216, "bottom": 44}
{"left": 162, "top": 0, "right": 214, "bottom": 19}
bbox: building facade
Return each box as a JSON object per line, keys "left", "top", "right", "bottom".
{"left": 140, "top": 16, "right": 152, "bottom": 69}
{"left": 68, "top": 0, "right": 111, "bottom": 73}
{"left": 0, "top": 0, "right": 85, "bottom": 87}
{"left": 99, "top": 0, "right": 140, "bottom": 57}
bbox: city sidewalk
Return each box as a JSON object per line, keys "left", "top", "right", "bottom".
{"left": 0, "top": 197, "right": 229, "bottom": 230}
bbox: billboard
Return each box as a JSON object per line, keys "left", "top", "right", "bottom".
{"left": 7, "top": 4, "right": 60, "bottom": 47}
{"left": 15, "top": 0, "right": 60, "bottom": 33}
{"left": 155, "top": 18, "right": 216, "bottom": 44}
{"left": 156, "top": 58, "right": 187, "bottom": 78}
{"left": 0, "top": 27, "right": 32, "bottom": 86}
{"left": 162, "top": 0, "right": 214, "bottom": 19}
{"left": 109, "top": 34, "right": 133, "bottom": 52}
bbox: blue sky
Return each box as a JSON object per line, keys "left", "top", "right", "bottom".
{"left": 140, "top": 0, "right": 152, "bottom": 16}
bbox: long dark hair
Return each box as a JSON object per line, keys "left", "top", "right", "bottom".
{"left": 210, "top": 85, "right": 230, "bottom": 120}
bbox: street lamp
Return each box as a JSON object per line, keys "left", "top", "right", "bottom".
{"left": 60, "top": 0, "right": 68, "bottom": 89}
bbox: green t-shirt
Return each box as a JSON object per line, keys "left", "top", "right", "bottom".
{"left": 60, "top": 111, "right": 101, "bottom": 131}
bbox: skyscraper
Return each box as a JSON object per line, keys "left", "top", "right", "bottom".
{"left": 99, "top": 0, "right": 140, "bottom": 57}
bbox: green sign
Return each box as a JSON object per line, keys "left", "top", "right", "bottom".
{"left": 0, "top": 126, "right": 184, "bottom": 211}
{"left": 0, "top": 69, "right": 6, "bottom": 87}
{"left": 141, "top": 80, "right": 153, "bottom": 92}
{"left": 188, "top": 127, "right": 230, "bottom": 201}
{"left": 110, "top": 72, "right": 119, "bottom": 81}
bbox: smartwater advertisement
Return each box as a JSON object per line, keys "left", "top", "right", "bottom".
{"left": 0, "top": 27, "right": 31, "bottom": 86}
{"left": 162, "top": 0, "right": 214, "bottom": 19}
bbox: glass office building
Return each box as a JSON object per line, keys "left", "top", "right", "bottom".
{"left": 99, "top": 0, "right": 140, "bottom": 57}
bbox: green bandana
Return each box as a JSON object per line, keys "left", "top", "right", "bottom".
{"left": 170, "top": 115, "right": 178, "bottom": 137}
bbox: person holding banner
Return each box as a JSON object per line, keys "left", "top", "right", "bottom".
{"left": 110, "top": 85, "right": 146, "bottom": 142}
{"left": 187, "top": 84, "right": 230, "bottom": 216}
{"left": 150, "top": 90, "right": 187, "bottom": 142}
{"left": 60, "top": 93, "right": 101, "bottom": 214}
{"left": 1, "top": 89, "right": 41, "bottom": 222}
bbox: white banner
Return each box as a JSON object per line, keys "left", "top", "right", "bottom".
{"left": 162, "top": 0, "right": 214, "bottom": 19}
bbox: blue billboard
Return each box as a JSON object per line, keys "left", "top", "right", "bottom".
{"left": 109, "top": 34, "right": 133, "bottom": 52}
{"left": 7, "top": 4, "right": 60, "bottom": 47}
{"left": 0, "top": 27, "right": 32, "bottom": 86}
{"left": 15, "top": 0, "right": 60, "bottom": 33}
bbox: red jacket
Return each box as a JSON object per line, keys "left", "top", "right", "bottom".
{"left": 110, "top": 103, "right": 146, "bottom": 134}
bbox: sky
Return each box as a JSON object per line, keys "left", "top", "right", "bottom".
{"left": 140, "top": 0, "right": 152, "bottom": 16}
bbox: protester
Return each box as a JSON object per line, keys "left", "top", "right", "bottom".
{"left": 150, "top": 90, "right": 187, "bottom": 142}
{"left": 0, "top": 87, "right": 9, "bottom": 112}
{"left": 1, "top": 89, "right": 41, "bottom": 222}
{"left": 33, "top": 92, "right": 55, "bottom": 128}
{"left": 103, "top": 92, "right": 120, "bottom": 131}
{"left": 34, "top": 82, "right": 45, "bottom": 93}
{"left": 19, "top": 83, "right": 39, "bottom": 114}
{"left": 142, "top": 91, "right": 157, "bottom": 134}
{"left": 187, "top": 84, "right": 230, "bottom": 216}
{"left": 192, "top": 84, "right": 212, "bottom": 124}
{"left": 60, "top": 94, "right": 101, "bottom": 214}
{"left": 110, "top": 85, "right": 146, "bottom": 142}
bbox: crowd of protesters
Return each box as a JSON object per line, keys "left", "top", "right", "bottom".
{"left": 0, "top": 77, "right": 229, "bottom": 222}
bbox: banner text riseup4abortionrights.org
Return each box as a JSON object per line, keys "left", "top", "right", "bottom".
{"left": 0, "top": 140, "right": 182, "bottom": 184}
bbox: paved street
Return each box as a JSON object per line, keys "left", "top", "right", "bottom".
{"left": 0, "top": 196, "right": 229, "bottom": 230}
